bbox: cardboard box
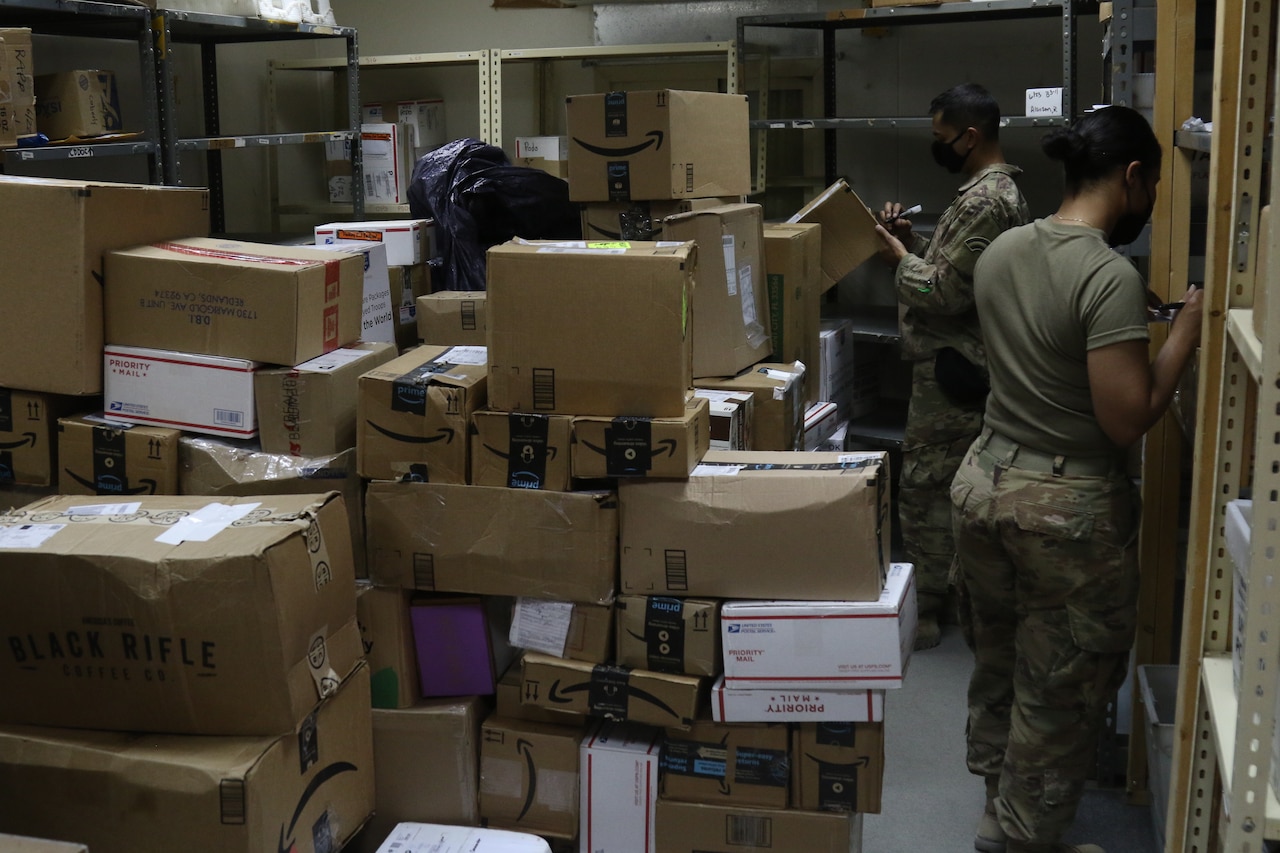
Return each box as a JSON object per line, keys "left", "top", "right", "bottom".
{"left": 0, "top": 835, "right": 87, "bottom": 853}
{"left": 661, "top": 721, "right": 790, "bottom": 808}
{"left": 619, "top": 450, "right": 890, "bottom": 601}
{"left": 324, "top": 136, "right": 352, "bottom": 203}
{"left": 565, "top": 89, "right": 749, "bottom": 202}
{"left": 571, "top": 396, "right": 709, "bottom": 479}
{"left": 480, "top": 714, "right": 584, "bottom": 839}
{"left": 791, "top": 722, "right": 884, "bottom": 814}
{"left": 105, "top": 238, "right": 362, "bottom": 367}
{"left": 818, "top": 318, "right": 879, "bottom": 420}
{"left": 360, "top": 122, "right": 413, "bottom": 205}
{"left": 580, "top": 721, "right": 661, "bottom": 853}
{"left": 417, "top": 291, "right": 488, "bottom": 347}
{"left": 255, "top": 342, "right": 397, "bottom": 458}
{"left": 411, "top": 595, "right": 512, "bottom": 697}
{"left": 580, "top": 198, "right": 739, "bottom": 241}
{"left": 615, "top": 595, "right": 720, "bottom": 677}
{"left": 392, "top": 264, "right": 432, "bottom": 350}
{"left": 655, "top": 800, "right": 861, "bottom": 853}
{"left": 692, "top": 389, "right": 753, "bottom": 451}
{"left": 709, "top": 677, "right": 885, "bottom": 723}
{"left": 695, "top": 362, "right": 805, "bottom": 451}
{"left": 720, "top": 563, "right": 915, "bottom": 690}
{"left": 0, "top": 176, "right": 209, "bottom": 395}
{"left": 57, "top": 415, "right": 180, "bottom": 496}
{"left": 0, "top": 389, "right": 69, "bottom": 488}
{"left": 364, "top": 98, "right": 445, "bottom": 155}
{"left": 520, "top": 652, "right": 703, "bottom": 729}
{"left": 509, "top": 598, "right": 614, "bottom": 664}
{"left": 787, "top": 180, "right": 881, "bottom": 290}
{"left": 0, "top": 29, "right": 33, "bottom": 148}
{"left": 370, "top": 824, "right": 551, "bottom": 853}
{"left": 812, "top": 422, "right": 848, "bottom": 454}
{"left": 356, "top": 344, "right": 488, "bottom": 484}
{"left": 178, "top": 438, "right": 367, "bottom": 577}
{"left": 762, "top": 223, "right": 822, "bottom": 405}
{"left": 663, "top": 204, "right": 771, "bottom": 378}
{"left": 0, "top": 665, "right": 374, "bottom": 853}
{"left": 357, "top": 583, "right": 419, "bottom": 709}
{"left": 486, "top": 240, "right": 696, "bottom": 419}
{"left": 365, "top": 480, "right": 618, "bottom": 604}
{"left": 103, "top": 345, "right": 259, "bottom": 439}
{"left": 34, "top": 70, "right": 122, "bottom": 139}
{"left": 0, "top": 492, "right": 360, "bottom": 736}
{"left": 309, "top": 240, "right": 395, "bottom": 344}
{"left": 496, "top": 660, "right": 588, "bottom": 726}
{"left": 471, "top": 410, "right": 573, "bottom": 491}
{"left": 316, "top": 219, "right": 435, "bottom": 268}
{"left": 803, "top": 402, "right": 840, "bottom": 452}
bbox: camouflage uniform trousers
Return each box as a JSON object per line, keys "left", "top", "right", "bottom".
{"left": 900, "top": 357, "right": 985, "bottom": 615}
{"left": 949, "top": 427, "right": 1139, "bottom": 846}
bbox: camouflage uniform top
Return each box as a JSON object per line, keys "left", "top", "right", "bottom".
{"left": 896, "top": 163, "right": 1029, "bottom": 365}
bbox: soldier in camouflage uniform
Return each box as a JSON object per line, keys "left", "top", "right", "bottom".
{"left": 875, "top": 84, "right": 1030, "bottom": 651}
{"left": 951, "top": 107, "right": 1203, "bottom": 853}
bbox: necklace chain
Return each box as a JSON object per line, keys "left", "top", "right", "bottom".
{"left": 1053, "top": 213, "right": 1098, "bottom": 229}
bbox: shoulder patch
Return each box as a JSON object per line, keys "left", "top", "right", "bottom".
{"left": 964, "top": 236, "right": 991, "bottom": 253}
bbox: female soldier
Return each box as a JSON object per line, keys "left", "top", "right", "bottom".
{"left": 951, "top": 106, "right": 1203, "bottom": 853}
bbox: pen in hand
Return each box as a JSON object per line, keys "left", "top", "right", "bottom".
{"left": 883, "top": 204, "right": 922, "bottom": 224}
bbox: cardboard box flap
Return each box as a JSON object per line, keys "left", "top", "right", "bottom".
{"left": 501, "top": 237, "right": 697, "bottom": 263}
{"left": 117, "top": 237, "right": 363, "bottom": 270}
{"left": 363, "top": 344, "right": 488, "bottom": 390}
{"left": 662, "top": 202, "right": 760, "bottom": 225}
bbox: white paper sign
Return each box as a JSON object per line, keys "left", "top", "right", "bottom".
{"left": 692, "top": 463, "right": 744, "bottom": 477}
{"left": 1025, "top": 87, "right": 1063, "bottom": 117}
{"left": 67, "top": 502, "right": 143, "bottom": 516}
{"left": 440, "top": 345, "right": 488, "bottom": 366}
{"left": 0, "top": 523, "right": 65, "bottom": 549}
{"left": 155, "top": 502, "right": 261, "bottom": 545}
{"left": 509, "top": 598, "right": 574, "bottom": 657}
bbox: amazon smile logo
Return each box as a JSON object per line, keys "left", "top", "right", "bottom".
{"left": 62, "top": 469, "right": 157, "bottom": 495}
{"left": 366, "top": 421, "right": 455, "bottom": 445}
{"left": 0, "top": 432, "right": 37, "bottom": 451}
{"left": 277, "top": 761, "right": 358, "bottom": 853}
{"left": 572, "top": 130, "right": 664, "bottom": 158}
{"left": 516, "top": 738, "right": 538, "bottom": 821}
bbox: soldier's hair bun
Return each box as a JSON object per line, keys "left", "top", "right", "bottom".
{"left": 1042, "top": 127, "right": 1087, "bottom": 164}
{"left": 1042, "top": 106, "right": 1161, "bottom": 191}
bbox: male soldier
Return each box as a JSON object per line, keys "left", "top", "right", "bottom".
{"left": 875, "top": 83, "right": 1030, "bottom": 650}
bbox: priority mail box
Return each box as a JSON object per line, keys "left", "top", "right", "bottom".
{"left": 0, "top": 664, "right": 374, "bottom": 853}
{"left": 615, "top": 595, "right": 720, "bottom": 677}
{"left": 410, "top": 595, "right": 513, "bottom": 698}
{"left": 0, "top": 389, "right": 72, "bottom": 487}
{"left": 693, "top": 388, "right": 753, "bottom": 451}
{"left": 496, "top": 660, "right": 588, "bottom": 726}
{"left": 35, "top": 69, "right": 122, "bottom": 139}
{"left": 791, "top": 722, "right": 884, "bottom": 814}
{"left": 788, "top": 180, "right": 881, "bottom": 291}
{"left": 316, "top": 219, "right": 434, "bottom": 267}
{"left": 0, "top": 176, "right": 209, "bottom": 395}
{"left": 357, "top": 583, "right": 419, "bottom": 709}
{"left": 709, "top": 678, "right": 885, "bottom": 724}
{"left": 391, "top": 264, "right": 431, "bottom": 350}
{"left": 480, "top": 714, "right": 584, "bottom": 839}
{"left": 471, "top": 410, "right": 573, "bottom": 491}
{"left": 372, "top": 824, "right": 551, "bottom": 853}
{"left": 356, "top": 345, "right": 488, "bottom": 484}
{"left": 664, "top": 204, "right": 771, "bottom": 378}
{"left": 0, "top": 835, "right": 87, "bottom": 853}
{"left": 309, "top": 241, "right": 395, "bottom": 344}
{"left": 509, "top": 598, "right": 614, "bottom": 664}
{"left": 0, "top": 492, "right": 361, "bottom": 736}
{"left": 255, "top": 341, "right": 397, "bottom": 458}
{"left": 417, "top": 291, "right": 487, "bottom": 347}
{"left": 57, "top": 415, "right": 180, "bottom": 496}
{"left": 366, "top": 480, "right": 618, "bottom": 604}
{"left": 661, "top": 720, "right": 790, "bottom": 808}
{"left": 580, "top": 198, "right": 740, "bottom": 241}
{"left": 580, "top": 721, "right": 661, "bottom": 853}
{"left": 695, "top": 362, "right": 806, "bottom": 451}
{"left": 803, "top": 402, "right": 840, "bottom": 452}
{"left": 720, "top": 563, "right": 915, "bottom": 690}
{"left": 103, "top": 345, "right": 259, "bottom": 439}
{"left": 620, "top": 450, "right": 890, "bottom": 601}
{"left": 360, "top": 122, "right": 412, "bottom": 205}
{"left": 520, "top": 652, "right": 703, "bottom": 729}
{"left": 486, "top": 240, "right": 695, "bottom": 418}
{"left": 571, "top": 396, "right": 709, "bottom": 480}
{"left": 565, "top": 89, "right": 749, "bottom": 202}
{"left": 762, "top": 223, "right": 822, "bottom": 405}
{"left": 105, "top": 238, "right": 362, "bottom": 367}
{"left": 655, "top": 800, "right": 862, "bottom": 853}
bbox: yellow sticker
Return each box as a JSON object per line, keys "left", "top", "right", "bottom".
{"left": 586, "top": 241, "right": 631, "bottom": 250}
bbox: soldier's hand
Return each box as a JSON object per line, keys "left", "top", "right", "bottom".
{"left": 875, "top": 223, "right": 907, "bottom": 266}
{"left": 880, "top": 202, "right": 913, "bottom": 242}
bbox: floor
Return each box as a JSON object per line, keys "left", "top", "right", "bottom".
{"left": 865, "top": 624, "right": 1160, "bottom": 853}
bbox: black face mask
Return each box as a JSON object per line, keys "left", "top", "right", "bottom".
{"left": 1109, "top": 177, "right": 1155, "bottom": 247}
{"left": 931, "top": 131, "right": 971, "bottom": 174}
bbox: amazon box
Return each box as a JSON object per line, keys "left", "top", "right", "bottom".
{"left": 255, "top": 342, "right": 397, "bottom": 458}
{"left": 720, "top": 563, "right": 915, "bottom": 691}
{"left": 664, "top": 204, "right": 772, "bottom": 378}
{"left": 520, "top": 652, "right": 703, "bottom": 730}
{"left": 510, "top": 598, "right": 614, "bottom": 664}
{"left": 316, "top": 218, "right": 434, "bottom": 267}
{"left": 571, "top": 396, "right": 709, "bottom": 480}
{"left": 471, "top": 410, "right": 573, "bottom": 491}
{"left": 34, "top": 70, "right": 122, "bottom": 139}
{"left": 655, "top": 800, "right": 862, "bottom": 853}
{"left": 356, "top": 345, "right": 488, "bottom": 483}
{"left": 661, "top": 720, "right": 790, "bottom": 809}
{"left": 787, "top": 180, "right": 881, "bottom": 291}
{"left": 0, "top": 176, "right": 209, "bottom": 396}
{"left": 365, "top": 480, "right": 618, "bottom": 604}
{"left": 1, "top": 389, "right": 73, "bottom": 487}
{"left": 695, "top": 362, "right": 805, "bottom": 451}
{"left": 103, "top": 345, "right": 258, "bottom": 440}
{"left": 57, "top": 415, "right": 180, "bottom": 496}
{"left": 580, "top": 720, "right": 662, "bottom": 853}
{"left": 105, "top": 238, "right": 363, "bottom": 366}
{"left": 486, "top": 240, "right": 695, "bottom": 419}
{"left": 417, "top": 291, "right": 487, "bottom": 347}
{"left": 480, "top": 713, "right": 584, "bottom": 839}
{"left": 0, "top": 664, "right": 373, "bottom": 853}
{"left": 391, "top": 264, "right": 432, "bottom": 350}
{"left": 709, "top": 678, "right": 885, "bottom": 724}
{"left": 0, "top": 492, "right": 360, "bottom": 736}
{"left": 0, "top": 835, "right": 87, "bottom": 853}
{"left": 497, "top": 659, "right": 588, "bottom": 726}
{"left": 693, "top": 389, "right": 753, "bottom": 451}
{"left": 615, "top": 595, "right": 720, "bottom": 677}
{"left": 565, "top": 89, "right": 749, "bottom": 203}
{"left": 763, "top": 223, "right": 822, "bottom": 405}
{"left": 356, "top": 583, "right": 419, "bottom": 709}
{"left": 791, "top": 722, "right": 884, "bottom": 814}
{"left": 580, "top": 198, "right": 738, "bottom": 241}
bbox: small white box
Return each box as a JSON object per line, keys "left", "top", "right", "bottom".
{"left": 359, "top": 122, "right": 412, "bottom": 205}
{"left": 721, "top": 563, "right": 916, "bottom": 690}
{"left": 515, "top": 135, "right": 568, "bottom": 160}
{"left": 316, "top": 218, "right": 435, "bottom": 267}
{"left": 104, "top": 345, "right": 258, "bottom": 439}
{"left": 803, "top": 401, "right": 840, "bottom": 451}
{"left": 693, "top": 388, "right": 753, "bottom": 451}
{"left": 374, "top": 822, "right": 552, "bottom": 853}
{"left": 579, "top": 720, "right": 661, "bottom": 853}
{"left": 813, "top": 421, "right": 847, "bottom": 453}
{"left": 310, "top": 240, "right": 395, "bottom": 344}
{"left": 401, "top": 99, "right": 446, "bottom": 154}
{"left": 1025, "top": 87, "right": 1063, "bottom": 118}
{"left": 709, "top": 676, "right": 885, "bottom": 723}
